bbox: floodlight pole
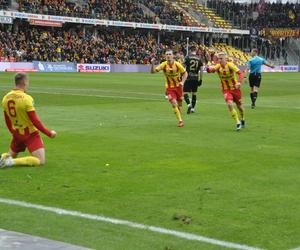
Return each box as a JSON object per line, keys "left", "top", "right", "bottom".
{"left": 186, "top": 37, "right": 189, "bottom": 56}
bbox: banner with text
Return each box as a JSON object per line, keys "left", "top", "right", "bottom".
{"left": 77, "top": 64, "right": 111, "bottom": 72}
{"left": 33, "top": 61, "right": 76, "bottom": 72}
{"left": 260, "top": 28, "right": 300, "bottom": 38}
{"left": 0, "top": 10, "right": 249, "bottom": 35}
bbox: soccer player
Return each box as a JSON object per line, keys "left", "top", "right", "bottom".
{"left": 151, "top": 50, "right": 188, "bottom": 127}
{"left": 247, "top": 48, "right": 274, "bottom": 109}
{"left": 183, "top": 46, "right": 203, "bottom": 114}
{"left": 0, "top": 73, "right": 56, "bottom": 168}
{"left": 207, "top": 53, "right": 245, "bottom": 131}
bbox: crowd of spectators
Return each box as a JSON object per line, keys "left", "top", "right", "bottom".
{"left": 0, "top": 24, "right": 217, "bottom": 64}
{"left": 17, "top": 0, "right": 186, "bottom": 25}
{"left": 0, "top": 21, "right": 286, "bottom": 64}
{"left": 0, "top": 0, "right": 9, "bottom": 10}
{"left": 207, "top": 0, "right": 300, "bottom": 29}
{"left": 18, "top": 0, "right": 155, "bottom": 23}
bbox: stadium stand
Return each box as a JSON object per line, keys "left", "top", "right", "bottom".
{"left": 0, "top": 0, "right": 292, "bottom": 65}
{"left": 175, "top": 0, "right": 232, "bottom": 28}
{"left": 211, "top": 43, "right": 251, "bottom": 66}
{"left": 207, "top": 0, "right": 300, "bottom": 29}
{"left": 0, "top": 23, "right": 222, "bottom": 64}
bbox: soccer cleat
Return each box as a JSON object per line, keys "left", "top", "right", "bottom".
{"left": 241, "top": 119, "right": 246, "bottom": 128}
{"left": 178, "top": 120, "right": 184, "bottom": 127}
{"left": 0, "top": 153, "right": 9, "bottom": 168}
{"left": 191, "top": 108, "right": 195, "bottom": 113}
{"left": 187, "top": 105, "right": 192, "bottom": 114}
{"left": 251, "top": 103, "right": 255, "bottom": 109}
{"left": 236, "top": 123, "right": 242, "bottom": 131}
{"left": 0, "top": 155, "right": 13, "bottom": 169}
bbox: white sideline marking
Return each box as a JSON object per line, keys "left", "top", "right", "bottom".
{"left": 0, "top": 197, "right": 263, "bottom": 250}
{"left": 290, "top": 247, "right": 300, "bottom": 250}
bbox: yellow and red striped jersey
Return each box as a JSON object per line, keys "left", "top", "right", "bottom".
{"left": 155, "top": 61, "right": 186, "bottom": 89}
{"left": 2, "top": 89, "right": 37, "bottom": 135}
{"left": 214, "top": 62, "right": 241, "bottom": 90}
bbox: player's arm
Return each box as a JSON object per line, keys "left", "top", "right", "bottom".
{"left": 151, "top": 58, "right": 161, "bottom": 74}
{"left": 263, "top": 59, "right": 275, "bottom": 68}
{"left": 198, "top": 66, "right": 203, "bottom": 85}
{"left": 24, "top": 97, "right": 56, "bottom": 138}
{"left": 229, "top": 63, "right": 243, "bottom": 89}
{"left": 181, "top": 71, "right": 188, "bottom": 86}
{"left": 177, "top": 62, "right": 187, "bottom": 85}
{"left": 27, "top": 111, "right": 56, "bottom": 138}
{"left": 3, "top": 111, "right": 15, "bottom": 134}
{"left": 206, "top": 64, "right": 219, "bottom": 73}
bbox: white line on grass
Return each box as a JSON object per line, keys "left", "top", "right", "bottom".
{"left": 0, "top": 197, "right": 263, "bottom": 250}
{"left": 1, "top": 85, "right": 299, "bottom": 110}
{"left": 290, "top": 247, "right": 300, "bottom": 250}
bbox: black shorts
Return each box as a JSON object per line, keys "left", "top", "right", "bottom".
{"left": 183, "top": 80, "right": 200, "bottom": 93}
{"left": 249, "top": 73, "right": 262, "bottom": 88}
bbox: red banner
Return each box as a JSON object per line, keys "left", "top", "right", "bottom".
{"left": 29, "top": 19, "right": 63, "bottom": 27}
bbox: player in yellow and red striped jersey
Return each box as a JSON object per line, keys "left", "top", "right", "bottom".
{"left": 207, "top": 53, "right": 245, "bottom": 131}
{"left": 0, "top": 73, "right": 56, "bottom": 168}
{"left": 151, "top": 50, "right": 188, "bottom": 127}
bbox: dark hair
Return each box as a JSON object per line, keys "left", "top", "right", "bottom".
{"left": 252, "top": 48, "right": 258, "bottom": 54}
{"left": 15, "top": 72, "right": 28, "bottom": 85}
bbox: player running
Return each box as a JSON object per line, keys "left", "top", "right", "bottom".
{"left": 246, "top": 48, "right": 275, "bottom": 109}
{"left": 151, "top": 50, "right": 188, "bottom": 127}
{"left": 0, "top": 73, "right": 56, "bottom": 168}
{"left": 207, "top": 53, "right": 245, "bottom": 131}
{"left": 183, "top": 46, "right": 203, "bottom": 114}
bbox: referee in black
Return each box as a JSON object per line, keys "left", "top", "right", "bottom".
{"left": 246, "top": 49, "right": 274, "bottom": 108}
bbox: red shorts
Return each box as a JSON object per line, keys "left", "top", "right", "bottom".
{"left": 166, "top": 86, "right": 183, "bottom": 103}
{"left": 223, "top": 89, "right": 242, "bottom": 105}
{"left": 10, "top": 131, "right": 44, "bottom": 153}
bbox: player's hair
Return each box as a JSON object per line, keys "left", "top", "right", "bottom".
{"left": 15, "top": 72, "right": 28, "bottom": 85}
{"left": 252, "top": 48, "right": 259, "bottom": 54}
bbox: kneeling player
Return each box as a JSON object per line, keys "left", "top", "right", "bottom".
{"left": 0, "top": 73, "right": 56, "bottom": 168}
{"left": 207, "top": 53, "right": 245, "bottom": 131}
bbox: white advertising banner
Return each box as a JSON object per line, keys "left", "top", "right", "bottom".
{"left": 77, "top": 64, "right": 111, "bottom": 72}
{"left": 0, "top": 10, "right": 250, "bottom": 35}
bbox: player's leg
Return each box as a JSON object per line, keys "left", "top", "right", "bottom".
{"left": 191, "top": 80, "right": 200, "bottom": 113}
{"left": 224, "top": 91, "right": 241, "bottom": 130}
{"left": 168, "top": 89, "right": 183, "bottom": 126}
{"left": 250, "top": 74, "right": 261, "bottom": 108}
{"left": 237, "top": 103, "right": 245, "bottom": 128}
{"left": 1, "top": 133, "right": 44, "bottom": 168}
{"left": 191, "top": 92, "right": 197, "bottom": 113}
{"left": 233, "top": 90, "right": 245, "bottom": 127}
{"left": 183, "top": 81, "right": 192, "bottom": 114}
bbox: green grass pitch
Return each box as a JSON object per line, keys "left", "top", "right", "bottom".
{"left": 0, "top": 72, "right": 299, "bottom": 250}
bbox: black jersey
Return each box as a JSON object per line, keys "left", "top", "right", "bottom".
{"left": 184, "top": 55, "right": 203, "bottom": 81}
